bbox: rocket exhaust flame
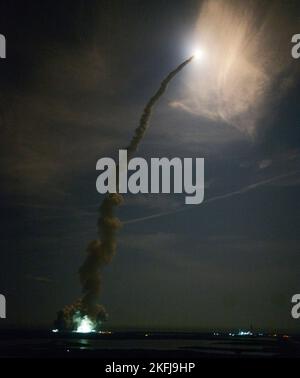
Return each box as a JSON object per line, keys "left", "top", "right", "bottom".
{"left": 55, "top": 56, "right": 193, "bottom": 331}
{"left": 74, "top": 314, "right": 96, "bottom": 333}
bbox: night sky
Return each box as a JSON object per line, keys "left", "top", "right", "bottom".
{"left": 0, "top": 0, "right": 300, "bottom": 332}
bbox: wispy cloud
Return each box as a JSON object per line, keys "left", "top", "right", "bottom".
{"left": 25, "top": 274, "right": 54, "bottom": 284}
{"left": 258, "top": 159, "right": 272, "bottom": 170}
{"left": 124, "top": 169, "right": 300, "bottom": 225}
{"left": 173, "top": 0, "right": 300, "bottom": 135}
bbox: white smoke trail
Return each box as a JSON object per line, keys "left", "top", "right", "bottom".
{"left": 54, "top": 56, "right": 195, "bottom": 330}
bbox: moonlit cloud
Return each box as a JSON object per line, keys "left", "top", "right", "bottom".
{"left": 173, "top": 0, "right": 300, "bottom": 135}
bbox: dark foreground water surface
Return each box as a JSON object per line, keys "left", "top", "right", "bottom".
{"left": 0, "top": 330, "right": 300, "bottom": 358}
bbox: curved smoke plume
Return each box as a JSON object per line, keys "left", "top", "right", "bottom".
{"left": 127, "top": 56, "right": 193, "bottom": 157}
{"left": 55, "top": 56, "right": 193, "bottom": 330}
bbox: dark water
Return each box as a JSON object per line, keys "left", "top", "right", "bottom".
{"left": 0, "top": 330, "right": 300, "bottom": 358}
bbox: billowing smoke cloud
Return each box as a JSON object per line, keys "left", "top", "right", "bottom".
{"left": 79, "top": 195, "right": 123, "bottom": 319}
{"left": 55, "top": 56, "right": 193, "bottom": 330}
{"left": 171, "top": 0, "right": 299, "bottom": 135}
{"left": 54, "top": 298, "right": 107, "bottom": 331}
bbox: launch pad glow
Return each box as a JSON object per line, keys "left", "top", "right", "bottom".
{"left": 76, "top": 315, "right": 96, "bottom": 333}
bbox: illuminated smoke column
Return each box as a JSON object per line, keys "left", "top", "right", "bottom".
{"left": 55, "top": 56, "right": 194, "bottom": 331}
{"left": 126, "top": 56, "right": 193, "bottom": 157}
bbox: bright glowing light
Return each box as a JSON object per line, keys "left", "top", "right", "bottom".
{"left": 192, "top": 48, "right": 205, "bottom": 61}
{"left": 238, "top": 330, "right": 253, "bottom": 336}
{"left": 76, "top": 315, "right": 95, "bottom": 333}
{"left": 228, "top": 330, "right": 253, "bottom": 337}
